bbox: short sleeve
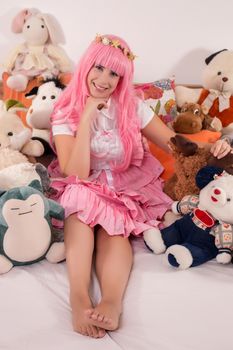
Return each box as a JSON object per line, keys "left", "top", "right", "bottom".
{"left": 52, "top": 123, "right": 74, "bottom": 136}
{"left": 137, "top": 99, "right": 154, "bottom": 129}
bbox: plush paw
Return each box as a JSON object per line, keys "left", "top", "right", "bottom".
{"left": 0, "top": 255, "right": 13, "bottom": 274}
{"left": 216, "top": 252, "right": 232, "bottom": 264}
{"left": 46, "top": 242, "right": 65, "bottom": 263}
{"left": 143, "top": 228, "right": 166, "bottom": 254}
{"left": 7, "top": 74, "right": 28, "bottom": 92}
{"left": 166, "top": 245, "right": 193, "bottom": 269}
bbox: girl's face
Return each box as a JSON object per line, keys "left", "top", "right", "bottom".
{"left": 87, "top": 64, "right": 120, "bottom": 99}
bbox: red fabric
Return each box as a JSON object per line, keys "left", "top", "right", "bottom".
{"left": 198, "top": 89, "right": 233, "bottom": 127}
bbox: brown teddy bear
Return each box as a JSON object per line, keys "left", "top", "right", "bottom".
{"left": 172, "top": 102, "right": 222, "bottom": 134}
{"left": 163, "top": 135, "right": 233, "bottom": 200}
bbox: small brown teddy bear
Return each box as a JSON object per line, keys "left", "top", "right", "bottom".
{"left": 163, "top": 135, "right": 233, "bottom": 200}
{"left": 172, "top": 102, "right": 222, "bottom": 134}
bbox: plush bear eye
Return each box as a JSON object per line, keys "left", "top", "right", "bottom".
{"left": 42, "top": 96, "right": 46, "bottom": 100}
{"left": 51, "top": 95, "right": 56, "bottom": 99}
{"left": 27, "top": 25, "right": 30, "bottom": 29}
{"left": 217, "top": 71, "right": 222, "bottom": 75}
{"left": 227, "top": 198, "right": 231, "bottom": 202}
{"left": 8, "top": 132, "right": 13, "bottom": 136}
{"left": 194, "top": 109, "right": 199, "bottom": 115}
{"left": 41, "top": 25, "right": 45, "bottom": 28}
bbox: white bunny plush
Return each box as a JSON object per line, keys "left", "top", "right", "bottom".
{"left": 4, "top": 8, "right": 72, "bottom": 92}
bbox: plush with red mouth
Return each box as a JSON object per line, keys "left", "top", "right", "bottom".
{"left": 144, "top": 168, "right": 233, "bottom": 269}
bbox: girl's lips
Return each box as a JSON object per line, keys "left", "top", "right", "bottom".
{"left": 93, "top": 82, "right": 108, "bottom": 91}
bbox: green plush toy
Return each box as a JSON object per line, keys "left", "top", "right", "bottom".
{"left": 0, "top": 180, "right": 65, "bottom": 274}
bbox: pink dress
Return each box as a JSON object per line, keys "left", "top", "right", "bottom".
{"left": 49, "top": 100, "right": 172, "bottom": 237}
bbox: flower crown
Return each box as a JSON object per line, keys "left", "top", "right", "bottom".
{"left": 95, "top": 35, "right": 136, "bottom": 61}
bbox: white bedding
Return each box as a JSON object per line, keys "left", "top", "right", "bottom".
{"left": 1, "top": 238, "right": 233, "bottom": 350}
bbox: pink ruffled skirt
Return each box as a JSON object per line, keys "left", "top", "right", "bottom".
{"left": 50, "top": 152, "right": 173, "bottom": 237}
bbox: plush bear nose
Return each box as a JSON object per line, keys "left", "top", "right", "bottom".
{"left": 222, "top": 77, "right": 228, "bottom": 82}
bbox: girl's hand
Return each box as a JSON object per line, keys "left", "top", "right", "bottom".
{"left": 210, "top": 139, "right": 232, "bottom": 159}
{"left": 82, "top": 97, "right": 108, "bottom": 120}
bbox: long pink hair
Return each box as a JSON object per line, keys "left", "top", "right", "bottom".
{"left": 51, "top": 34, "right": 140, "bottom": 172}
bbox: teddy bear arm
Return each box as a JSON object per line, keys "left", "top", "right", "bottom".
{"left": 174, "top": 195, "right": 199, "bottom": 215}
{"left": 175, "top": 86, "right": 202, "bottom": 108}
{"left": 21, "top": 140, "right": 44, "bottom": 157}
{"left": 212, "top": 224, "right": 233, "bottom": 252}
{"left": 47, "top": 45, "right": 72, "bottom": 72}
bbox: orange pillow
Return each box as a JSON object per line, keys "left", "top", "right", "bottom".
{"left": 2, "top": 72, "right": 72, "bottom": 126}
{"left": 148, "top": 130, "right": 221, "bottom": 180}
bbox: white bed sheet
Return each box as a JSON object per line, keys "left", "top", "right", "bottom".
{"left": 1, "top": 238, "right": 233, "bottom": 350}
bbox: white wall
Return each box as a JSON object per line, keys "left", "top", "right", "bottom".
{"left": 0, "top": 0, "right": 232, "bottom": 84}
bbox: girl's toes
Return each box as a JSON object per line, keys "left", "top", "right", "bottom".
{"left": 98, "top": 329, "right": 106, "bottom": 338}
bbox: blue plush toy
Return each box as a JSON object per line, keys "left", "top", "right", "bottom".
{"left": 0, "top": 180, "right": 65, "bottom": 274}
{"left": 144, "top": 167, "right": 233, "bottom": 269}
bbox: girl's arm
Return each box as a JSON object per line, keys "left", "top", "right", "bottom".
{"left": 54, "top": 97, "right": 108, "bottom": 179}
{"left": 141, "top": 114, "right": 175, "bottom": 153}
{"left": 142, "top": 114, "right": 231, "bottom": 158}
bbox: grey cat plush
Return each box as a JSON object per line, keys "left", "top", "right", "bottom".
{"left": 0, "top": 180, "right": 65, "bottom": 274}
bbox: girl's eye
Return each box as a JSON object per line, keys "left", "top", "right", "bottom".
{"left": 110, "top": 71, "right": 119, "bottom": 77}
{"left": 95, "top": 65, "right": 103, "bottom": 71}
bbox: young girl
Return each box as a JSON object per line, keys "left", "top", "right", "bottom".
{"left": 49, "top": 34, "right": 231, "bottom": 338}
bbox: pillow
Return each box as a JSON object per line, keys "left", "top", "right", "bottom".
{"left": 134, "top": 77, "right": 177, "bottom": 125}
{"left": 148, "top": 130, "right": 222, "bottom": 180}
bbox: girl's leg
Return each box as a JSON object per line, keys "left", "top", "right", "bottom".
{"left": 64, "top": 214, "right": 105, "bottom": 338}
{"left": 85, "top": 227, "right": 133, "bottom": 330}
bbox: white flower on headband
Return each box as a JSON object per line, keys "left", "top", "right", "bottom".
{"left": 102, "top": 37, "right": 110, "bottom": 45}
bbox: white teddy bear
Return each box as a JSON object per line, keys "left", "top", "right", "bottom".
{"left": 4, "top": 8, "right": 72, "bottom": 92}
{"left": 144, "top": 169, "right": 233, "bottom": 269}
{"left": 175, "top": 49, "right": 233, "bottom": 131}
{"left": 0, "top": 100, "right": 46, "bottom": 190}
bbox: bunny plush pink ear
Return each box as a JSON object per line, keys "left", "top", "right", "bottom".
{"left": 11, "top": 8, "right": 39, "bottom": 33}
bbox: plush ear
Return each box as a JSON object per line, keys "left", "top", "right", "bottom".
{"left": 196, "top": 166, "right": 224, "bottom": 189}
{"left": 25, "top": 86, "right": 39, "bottom": 99}
{"left": 205, "top": 49, "right": 228, "bottom": 65}
{"left": 28, "top": 179, "right": 43, "bottom": 192}
{"left": 11, "top": 8, "right": 39, "bottom": 33}
{"left": 39, "top": 13, "right": 65, "bottom": 44}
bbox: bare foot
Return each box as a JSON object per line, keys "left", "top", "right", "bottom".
{"left": 85, "top": 300, "right": 122, "bottom": 331}
{"left": 70, "top": 294, "right": 106, "bottom": 338}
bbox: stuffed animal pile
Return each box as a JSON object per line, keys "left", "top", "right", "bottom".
{"left": 3, "top": 8, "right": 72, "bottom": 92}
{"left": 144, "top": 169, "right": 233, "bottom": 269}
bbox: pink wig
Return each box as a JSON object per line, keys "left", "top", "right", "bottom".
{"left": 51, "top": 34, "right": 140, "bottom": 172}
